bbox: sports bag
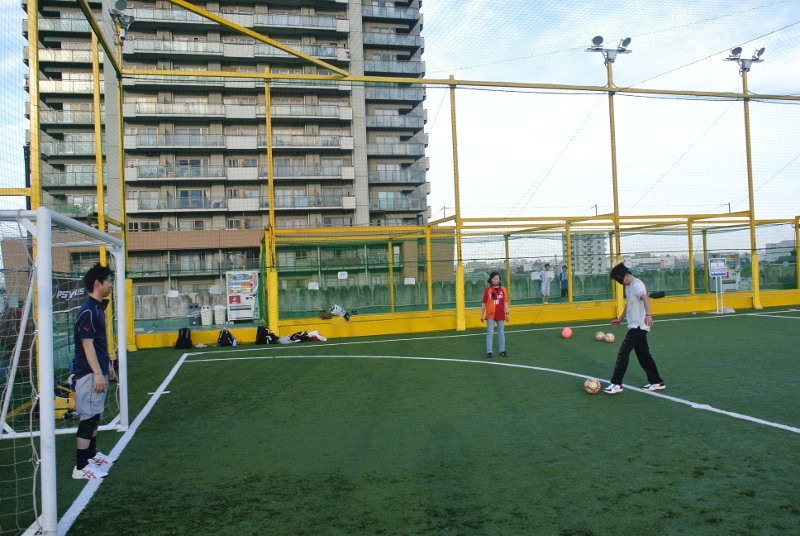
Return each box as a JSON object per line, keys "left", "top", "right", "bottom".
{"left": 175, "top": 327, "right": 193, "bottom": 349}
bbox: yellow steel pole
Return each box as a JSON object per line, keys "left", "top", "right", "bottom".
{"left": 27, "top": 0, "right": 42, "bottom": 210}
{"left": 702, "top": 230, "right": 710, "bottom": 293}
{"left": 504, "top": 235, "right": 511, "bottom": 291}
{"left": 740, "top": 69, "right": 762, "bottom": 309}
{"left": 687, "top": 219, "right": 695, "bottom": 295}
{"left": 606, "top": 61, "right": 625, "bottom": 315}
{"left": 564, "top": 223, "right": 573, "bottom": 302}
{"left": 388, "top": 241, "right": 395, "bottom": 313}
{"left": 264, "top": 78, "right": 279, "bottom": 333}
{"left": 425, "top": 227, "right": 433, "bottom": 311}
{"left": 450, "top": 76, "right": 466, "bottom": 331}
{"left": 795, "top": 217, "right": 800, "bottom": 290}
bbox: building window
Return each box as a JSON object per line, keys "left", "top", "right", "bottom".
{"left": 128, "top": 221, "right": 161, "bottom": 232}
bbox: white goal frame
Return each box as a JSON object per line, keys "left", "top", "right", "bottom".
{"left": 0, "top": 207, "right": 128, "bottom": 536}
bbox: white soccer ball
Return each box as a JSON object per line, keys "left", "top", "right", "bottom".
{"left": 604, "top": 332, "right": 615, "bottom": 343}
{"left": 584, "top": 378, "right": 601, "bottom": 394}
{"left": 595, "top": 331, "right": 606, "bottom": 341}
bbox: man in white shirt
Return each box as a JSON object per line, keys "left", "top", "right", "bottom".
{"left": 603, "top": 262, "right": 665, "bottom": 395}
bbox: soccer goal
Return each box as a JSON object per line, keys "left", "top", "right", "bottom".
{"left": 0, "top": 207, "right": 128, "bottom": 536}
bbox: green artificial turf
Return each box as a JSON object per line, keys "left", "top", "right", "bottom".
{"left": 20, "top": 309, "right": 800, "bottom": 534}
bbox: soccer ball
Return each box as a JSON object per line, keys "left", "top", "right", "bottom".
{"left": 595, "top": 331, "right": 605, "bottom": 341}
{"left": 584, "top": 378, "right": 602, "bottom": 394}
{"left": 561, "top": 327, "right": 573, "bottom": 339}
{"left": 604, "top": 332, "right": 615, "bottom": 343}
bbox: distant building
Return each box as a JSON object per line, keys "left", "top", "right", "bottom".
{"left": 563, "top": 233, "right": 608, "bottom": 274}
{"left": 763, "top": 239, "right": 795, "bottom": 263}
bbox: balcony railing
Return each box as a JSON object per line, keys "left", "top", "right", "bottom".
{"left": 124, "top": 102, "right": 226, "bottom": 117}
{"left": 266, "top": 134, "right": 348, "bottom": 149}
{"left": 271, "top": 104, "right": 342, "bottom": 119}
{"left": 40, "top": 140, "right": 96, "bottom": 156}
{"left": 273, "top": 195, "right": 349, "bottom": 209}
{"left": 39, "top": 109, "right": 100, "bottom": 125}
{"left": 42, "top": 172, "right": 97, "bottom": 187}
{"left": 365, "top": 87, "right": 426, "bottom": 101}
{"left": 368, "top": 169, "right": 427, "bottom": 185}
{"left": 129, "top": 165, "right": 226, "bottom": 181}
{"left": 366, "top": 143, "right": 426, "bottom": 156}
{"left": 365, "top": 115, "right": 425, "bottom": 129}
{"left": 126, "top": 39, "right": 224, "bottom": 56}
{"left": 364, "top": 60, "right": 425, "bottom": 75}
{"left": 363, "top": 33, "right": 423, "bottom": 48}
{"left": 260, "top": 165, "right": 353, "bottom": 180}
{"left": 369, "top": 198, "right": 426, "bottom": 211}
{"left": 127, "top": 197, "right": 228, "bottom": 211}
{"left": 24, "top": 18, "right": 91, "bottom": 34}
{"left": 362, "top": 6, "right": 421, "bottom": 21}
{"left": 253, "top": 13, "right": 338, "bottom": 30}
{"left": 127, "top": 134, "right": 226, "bottom": 148}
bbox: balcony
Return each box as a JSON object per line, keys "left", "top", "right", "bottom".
{"left": 365, "top": 87, "right": 426, "bottom": 102}
{"left": 254, "top": 43, "right": 348, "bottom": 62}
{"left": 273, "top": 195, "right": 351, "bottom": 210}
{"left": 126, "top": 165, "right": 225, "bottom": 182}
{"left": 126, "top": 196, "right": 228, "bottom": 213}
{"left": 128, "top": 7, "right": 220, "bottom": 27}
{"left": 123, "top": 74, "right": 226, "bottom": 90}
{"left": 253, "top": 13, "right": 340, "bottom": 32}
{"left": 366, "top": 143, "right": 426, "bottom": 156}
{"left": 35, "top": 80, "right": 96, "bottom": 95}
{"left": 40, "top": 140, "right": 96, "bottom": 157}
{"left": 363, "top": 33, "right": 423, "bottom": 49}
{"left": 23, "top": 18, "right": 91, "bottom": 36}
{"left": 124, "top": 134, "right": 226, "bottom": 150}
{"left": 24, "top": 47, "right": 99, "bottom": 65}
{"left": 369, "top": 198, "right": 426, "bottom": 212}
{"left": 364, "top": 60, "right": 425, "bottom": 76}
{"left": 37, "top": 109, "right": 101, "bottom": 125}
{"left": 368, "top": 168, "right": 427, "bottom": 185}
{"left": 365, "top": 114, "right": 425, "bottom": 129}
{"left": 261, "top": 165, "right": 355, "bottom": 181}
{"left": 47, "top": 202, "right": 99, "bottom": 218}
{"left": 266, "top": 134, "right": 354, "bottom": 150}
{"left": 123, "top": 102, "right": 226, "bottom": 119}
{"left": 362, "top": 5, "right": 422, "bottom": 22}
{"left": 270, "top": 104, "right": 352, "bottom": 120}
{"left": 42, "top": 172, "right": 97, "bottom": 187}
{"left": 124, "top": 39, "right": 224, "bottom": 58}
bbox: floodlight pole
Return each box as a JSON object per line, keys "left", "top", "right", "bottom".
{"left": 586, "top": 37, "right": 631, "bottom": 314}
{"left": 726, "top": 49, "right": 763, "bottom": 309}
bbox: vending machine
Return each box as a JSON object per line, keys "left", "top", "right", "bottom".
{"left": 225, "top": 270, "right": 259, "bottom": 321}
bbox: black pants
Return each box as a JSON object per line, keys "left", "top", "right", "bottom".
{"left": 610, "top": 328, "right": 662, "bottom": 385}
{"left": 560, "top": 288, "right": 567, "bottom": 297}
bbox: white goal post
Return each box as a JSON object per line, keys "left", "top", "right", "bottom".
{"left": 0, "top": 207, "right": 128, "bottom": 536}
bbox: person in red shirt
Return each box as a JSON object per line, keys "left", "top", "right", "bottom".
{"left": 480, "top": 271, "right": 510, "bottom": 359}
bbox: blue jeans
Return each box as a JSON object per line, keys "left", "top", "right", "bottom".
{"left": 486, "top": 319, "right": 505, "bottom": 353}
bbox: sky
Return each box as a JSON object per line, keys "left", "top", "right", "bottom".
{"left": 418, "top": 0, "right": 800, "bottom": 223}
{"left": 2, "top": 0, "right": 798, "bottom": 228}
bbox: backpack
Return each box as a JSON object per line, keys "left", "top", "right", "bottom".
{"left": 217, "top": 328, "right": 235, "bottom": 347}
{"left": 175, "top": 327, "right": 193, "bottom": 349}
{"left": 255, "top": 326, "right": 278, "bottom": 345}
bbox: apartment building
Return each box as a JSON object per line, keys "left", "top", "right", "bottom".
{"left": 24, "top": 0, "right": 430, "bottom": 295}
{"left": 562, "top": 233, "right": 609, "bottom": 275}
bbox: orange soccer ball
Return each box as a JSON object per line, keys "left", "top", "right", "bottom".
{"left": 595, "top": 331, "right": 606, "bottom": 341}
{"left": 604, "top": 332, "right": 616, "bottom": 343}
{"left": 584, "top": 378, "right": 602, "bottom": 394}
{"left": 562, "top": 327, "right": 573, "bottom": 339}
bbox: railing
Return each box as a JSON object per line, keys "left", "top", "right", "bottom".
{"left": 362, "top": 6, "right": 421, "bottom": 20}
{"left": 365, "top": 115, "right": 425, "bottom": 128}
{"left": 25, "top": 18, "right": 91, "bottom": 33}
{"left": 368, "top": 169, "right": 427, "bottom": 184}
{"left": 260, "top": 165, "right": 344, "bottom": 179}
{"left": 254, "top": 43, "right": 339, "bottom": 58}
{"left": 366, "top": 143, "right": 426, "bottom": 156}
{"left": 131, "top": 165, "right": 226, "bottom": 180}
{"left": 369, "top": 198, "right": 426, "bottom": 211}
{"left": 128, "top": 39, "right": 224, "bottom": 55}
{"left": 364, "top": 60, "right": 425, "bottom": 75}
{"left": 254, "top": 13, "right": 337, "bottom": 30}
{"left": 128, "top": 197, "right": 228, "bottom": 211}
{"left": 267, "top": 134, "right": 343, "bottom": 148}
{"left": 131, "top": 134, "right": 226, "bottom": 147}
{"left": 363, "top": 33, "right": 423, "bottom": 48}
{"left": 39, "top": 109, "right": 100, "bottom": 124}
{"left": 42, "top": 172, "right": 97, "bottom": 187}
{"left": 273, "top": 195, "right": 348, "bottom": 209}
{"left": 271, "top": 104, "right": 341, "bottom": 118}
{"left": 127, "top": 102, "right": 226, "bottom": 116}
{"left": 40, "top": 140, "right": 96, "bottom": 156}
{"left": 365, "top": 87, "right": 426, "bottom": 101}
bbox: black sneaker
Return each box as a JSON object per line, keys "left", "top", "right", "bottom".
{"left": 486, "top": 352, "right": 493, "bottom": 359}
{"left": 499, "top": 351, "right": 508, "bottom": 358}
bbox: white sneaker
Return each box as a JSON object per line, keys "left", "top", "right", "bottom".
{"left": 603, "top": 383, "right": 623, "bottom": 395}
{"left": 72, "top": 464, "right": 108, "bottom": 480}
{"left": 643, "top": 382, "right": 666, "bottom": 391}
{"left": 89, "top": 451, "right": 114, "bottom": 466}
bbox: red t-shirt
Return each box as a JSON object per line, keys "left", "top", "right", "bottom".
{"left": 482, "top": 285, "right": 509, "bottom": 320}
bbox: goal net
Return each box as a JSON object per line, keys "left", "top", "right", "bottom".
{"left": 0, "top": 207, "right": 128, "bottom": 536}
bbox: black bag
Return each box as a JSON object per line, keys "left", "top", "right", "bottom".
{"left": 255, "top": 326, "right": 277, "bottom": 344}
{"left": 175, "top": 327, "right": 193, "bottom": 349}
{"left": 217, "top": 328, "right": 235, "bottom": 347}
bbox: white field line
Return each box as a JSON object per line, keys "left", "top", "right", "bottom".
{"left": 57, "top": 353, "right": 193, "bottom": 536}
{"left": 59, "top": 309, "right": 800, "bottom": 532}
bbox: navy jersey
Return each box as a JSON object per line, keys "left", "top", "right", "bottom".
{"left": 73, "top": 296, "right": 110, "bottom": 379}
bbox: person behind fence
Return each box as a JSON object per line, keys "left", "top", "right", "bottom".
{"left": 558, "top": 265, "right": 569, "bottom": 298}
{"left": 480, "top": 271, "right": 509, "bottom": 359}
{"left": 71, "top": 262, "right": 115, "bottom": 479}
{"left": 539, "top": 263, "right": 553, "bottom": 303}
{"left": 603, "top": 262, "right": 666, "bottom": 395}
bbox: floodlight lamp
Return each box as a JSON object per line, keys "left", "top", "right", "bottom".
{"left": 591, "top": 35, "right": 603, "bottom": 48}
{"left": 114, "top": 0, "right": 128, "bottom": 11}
{"left": 729, "top": 46, "right": 742, "bottom": 58}
{"left": 618, "top": 37, "right": 632, "bottom": 51}
{"left": 753, "top": 47, "right": 765, "bottom": 59}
